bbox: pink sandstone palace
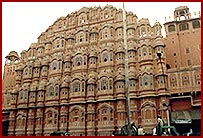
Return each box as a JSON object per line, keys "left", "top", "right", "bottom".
{"left": 2, "top": 5, "right": 201, "bottom": 136}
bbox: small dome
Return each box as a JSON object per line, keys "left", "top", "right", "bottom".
{"left": 61, "top": 81, "right": 69, "bottom": 88}
{"left": 129, "top": 71, "right": 136, "bottom": 79}
{"left": 6, "top": 51, "right": 19, "bottom": 59}
{"left": 138, "top": 18, "right": 150, "bottom": 26}
{"left": 89, "top": 51, "right": 97, "bottom": 57}
{"left": 116, "top": 44, "right": 125, "bottom": 54}
{"left": 154, "top": 21, "right": 161, "bottom": 26}
{"left": 88, "top": 78, "right": 95, "bottom": 84}
{"left": 29, "top": 43, "right": 37, "bottom": 49}
{"left": 154, "top": 40, "right": 165, "bottom": 47}
{"left": 115, "top": 73, "right": 125, "bottom": 81}
{"left": 20, "top": 50, "right": 27, "bottom": 55}
{"left": 90, "top": 27, "right": 98, "bottom": 34}
{"left": 64, "top": 55, "right": 71, "bottom": 62}
{"left": 67, "top": 33, "right": 74, "bottom": 39}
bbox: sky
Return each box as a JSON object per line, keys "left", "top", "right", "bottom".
{"left": 2, "top": 2, "right": 201, "bottom": 76}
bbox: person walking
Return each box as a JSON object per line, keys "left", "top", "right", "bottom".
{"left": 138, "top": 125, "right": 145, "bottom": 135}
{"left": 156, "top": 116, "right": 164, "bottom": 136}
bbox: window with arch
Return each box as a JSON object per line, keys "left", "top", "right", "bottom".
{"left": 117, "top": 27, "right": 123, "bottom": 37}
{"left": 49, "top": 86, "right": 54, "bottom": 96}
{"left": 170, "top": 75, "right": 177, "bottom": 88}
{"left": 109, "top": 79, "right": 112, "bottom": 89}
{"left": 52, "top": 61, "right": 58, "bottom": 70}
{"left": 82, "top": 82, "right": 85, "bottom": 92}
{"left": 129, "top": 80, "right": 135, "bottom": 87}
{"left": 19, "top": 91, "right": 24, "bottom": 99}
{"left": 20, "top": 91, "right": 27, "bottom": 99}
{"left": 195, "top": 73, "right": 201, "bottom": 85}
{"left": 98, "top": 106, "right": 114, "bottom": 124}
{"left": 65, "top": 62, "right": 71, "bottom": 68}
{"left": 143, "top": 75, "right": 149, "bottom": 86}
{"left": 101, "top": 78, "right": 108, "bottom": 90}
{"left": 129, "top": 51, "right": 135, "bottom": 58}
{"left": 55, "top": 86, "right": 59, "bottom": 96}
{"left": 84, "top": 56, "right": 87, "bottom": 65}
{"left": 138, "top": 49, "right": 141, "bottom": 57}
{"left": 61, "top": 40, "right": 65, "bottom": 47}
{"left": 70, "top": 108, "right": 85, "bottom": 126}
{"left": 168, "top": 24, "right": 175, "bottom": 32}
{"left": 90, "top": 33, "right": 96, "bottom": 41}
{"left": 139, "top": 76, "right": 142, "bottom": 87}
{"left": 73, "top": 82, "right": 80, "bottom": 92}
{"left": 88, "top": 85, "right": 94, "bottom": 91}
{"left": 141, "top": 106, "right": 156, "bottom": 124}
{"left": 141, "top": 27, "right": 146, "bottom": 36}
{"left": 110, "top": 52, "right": 113, "bottom": 61}
{"left": 103, "top": 28, "right": 108, "bottom": 38}
{"left": 182, "top": 75, "right": 190, "bottom": 86}
{"left": 142, "top": 47, "right": 147, "bottom": 56}
{"left": 102, "top": 52, "right": 108, "bottom": 62}
{"left": 179, "top": 23, "right": 189, "bottom": 31}
{"left": 117, "top": 81, "right": 124, "bottom": 89}
{"left": 16, "top": 115, "right": 26, "bottom": 128}
{"left": 75, "top": 56, "right": 82, "bottom": 66}
{"left": 192, "top": 20, "right": 200, "bottom": 29}
{"left": 110, "top": 28, "right": 114, "bottom": 37}
{"left": 24, "top": 68, "right": 28, "bottom": 75}
{"left": 46, "top": 111, "right": 58, "bottom": 126}
{"left": 56, "top": 40, "right": 60, "bottom": 48}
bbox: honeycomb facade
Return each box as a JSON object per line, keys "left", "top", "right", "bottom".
{"left": 2, "top": 5, "right": 201, "bottom": 136}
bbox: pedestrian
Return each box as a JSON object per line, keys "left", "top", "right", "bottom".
{"left": 187, "top": 129, "right": 193, "bottom": 136}
{"left": 152, "top": 127, "right": 157, "bottom": 135}
{"left": 138, "top": 125, "right": 145, "bottom": 135}
{"left": 156, "top": 116, "right": 164, "bottom": 135}
{"left": 112, "top": 130, "right": 116, "bottom": 136}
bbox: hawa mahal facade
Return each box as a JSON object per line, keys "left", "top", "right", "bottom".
{"left": 2, "top": 5, "right": 201, "bottom": 136}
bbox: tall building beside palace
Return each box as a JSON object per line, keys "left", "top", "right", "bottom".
{"left": 2, "top": 5, "right": 201, "bottom": 136}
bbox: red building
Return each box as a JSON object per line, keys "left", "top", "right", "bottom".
{"left": 2, "top": 5, "right": 200, "bottom": 136}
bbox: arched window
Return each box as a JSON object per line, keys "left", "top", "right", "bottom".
{"left": 75, "top": 56, "right": 82, "bottom": 66}
{"left": 49, "top": 86, "right": 54, "bottom": 96}
{"left": 192, "top": 20, "right": 200, "bottom": 29}
{"left": 101, "top": 78, "right": 108, "bottom": 90}
{"left": 20, "top": 91, "right": 23, "bottom": 99}
{"left": 110, "top": 52, "right": 113, "bottom": 61}
{"left": 73, "top": 82, "right": 80, "bottom": 92}
{"left": 142, "top": 47, "right": 147, "bottom": 56}
{"left": 52, "top": 61, "right": 57, "bottom": 70}
{"left": 62, "top": 40, "right": 64, "bottom": 47}
{"left": 55, "top": 86, "right": 59, "bottom": 96}
{"left": 24, "top": 68, "right": 28, "bottom": 75}
{"left": 143, "top": 75, "right": 148, "bottom": 86}
{"left": 141, "top": 27, "right": 146, "bottom": 36}
{"left": 109, "top": 79, "right": 112, "bottom": 89}
{"left": 103, "top": 28, "right": 108, "bottom": 38}
{"left": 168, "top": 25, "right": 175, "bottom": 32}
{"left": 84, "top": 56, "right": 87, "bottom": 65}
{"left": 102, "top": 52, "right": 108, "bottom": 62}
{"left": 56, "top": 40, "right": 60, "bottom": 48}
{"left": 139, "top": 76, "right": 142, "bottom": 87}
{"left": 179, "top": 23, "right": 189, "bottom": 31}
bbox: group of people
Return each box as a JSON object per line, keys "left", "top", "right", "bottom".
{"left": 112, "top": 115, "right": 167, "bottom": 136}
{"left": 112, "top": 122, "right": 145, "bottom": 136}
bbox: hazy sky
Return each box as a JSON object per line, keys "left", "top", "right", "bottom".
{"left": 2, "top": 2, "right": 201, "bottom": 76}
